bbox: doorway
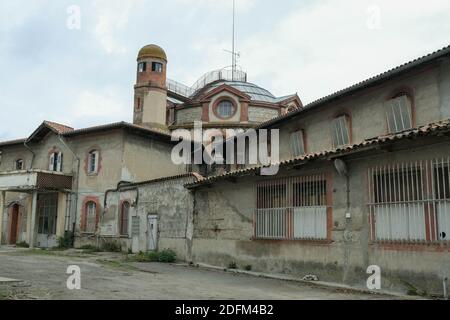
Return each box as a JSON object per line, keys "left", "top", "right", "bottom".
{"left": 147, "top": 214, "right": 158, "bottom": 251}
{"left": 36, "top": 193, "right": 58, "bottom": 248}
{"left": 8, "top": 204, "right": 20, "bottom": 244}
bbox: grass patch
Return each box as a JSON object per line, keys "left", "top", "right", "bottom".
{"left": 15, "top": 241, "right": 30, "bottom": 248}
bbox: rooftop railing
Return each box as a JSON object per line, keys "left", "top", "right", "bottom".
{"left": 167, "top": 68, "right": 247, "bottom": 98}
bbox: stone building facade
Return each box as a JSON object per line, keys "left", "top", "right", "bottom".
{"left": 1, "top": 43, "right": 450, "bottom": 295}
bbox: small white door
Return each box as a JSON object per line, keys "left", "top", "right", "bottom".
{"left": 147, "top": 215, "right": 158, "bottom": 251}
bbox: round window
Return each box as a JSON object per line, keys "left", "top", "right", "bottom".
{"left": 216, "top": 100, "right": 236, "bottom": 119}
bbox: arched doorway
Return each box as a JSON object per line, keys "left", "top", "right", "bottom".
{"left": 9, "top": 204, "right": 20, "bottom": 244}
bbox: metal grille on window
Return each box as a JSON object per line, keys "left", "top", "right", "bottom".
{"left": 386, "top": 95, "right": 412, "bottom": 133}
{"left": 255, "top": 174, "right": 328, "bottom": 240}
{"left": 290, "top": 130, "right": 305, "bottom": 157}
{"left": 367, "top": 158, "right": 450, "bottom": 244}
{"left": 121, "top": 202, "right": 130, "bottom": 235}
{"left": 331, "top": 115, "right": 350, "bottom": 148}
{"left": 217, "top": 100, "right": 234, "bottom": 118}
{"left": 85, "top": 202, "right": 96, "bottom": 233}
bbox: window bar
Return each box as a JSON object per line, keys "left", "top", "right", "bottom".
{"left": 436, "top": 158, "right": 442, "bottom": 242}
{"left": 432, "top": 159, "right": 438, "bottom": 243}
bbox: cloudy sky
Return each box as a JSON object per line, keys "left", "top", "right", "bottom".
{"left": 0, "top": 0, "right": 449, "bottom": 141}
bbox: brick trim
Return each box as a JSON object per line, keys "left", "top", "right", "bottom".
{"left": 81, "top": 196, "right": 101, "bottom": 233}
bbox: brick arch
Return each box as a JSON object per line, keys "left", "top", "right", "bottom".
{"left": 80, "top": 196, "right": 101, "bottom": 233}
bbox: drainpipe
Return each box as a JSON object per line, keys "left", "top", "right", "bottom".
{"left": 57, "top": 135, "right": 80, "bottom": 245}
{"left": 23, "top": 141, "right": 35, "bottom": 170}
{"left": 334, "top": 159, "right": 353, "bottom": 283}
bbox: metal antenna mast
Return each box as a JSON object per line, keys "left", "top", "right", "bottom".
{"left": 232, "top": 0, "right": 236, "bottom": 80}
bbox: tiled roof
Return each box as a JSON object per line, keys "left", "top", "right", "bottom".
{"left": 0, "top": 138, "right": 26, "bottom": 147}
{"left": 117, "top": 172, "right": 204, "bottom": 189}
{"left": 43, "top": 121, "right": 74, "bottom": 134}
{"left": 257, "top": 44, "right": 450, "bottom": 129}
{"left": 186, "top": 119, "right": 450, "bottom": 188}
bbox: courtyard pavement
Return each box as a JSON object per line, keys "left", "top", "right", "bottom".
{"left": 0, "top": 247, "right": 403, "bottom": 300}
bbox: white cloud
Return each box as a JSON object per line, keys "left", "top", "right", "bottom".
{"left": 236, "top": 0, "right": 450, "bottom": 102}
{"left": 65, "top": 89, "right": 129, "bottom": 125}
{"left": 92, "top": 0, "right": 144, "bottom": 54}
{"left": 174, "top": 0, "right": 256, "bottom": 12}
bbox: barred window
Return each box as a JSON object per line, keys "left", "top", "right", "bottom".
{"left": 368, "top": 159, "right": 450, "bottom": 243}
{"left": 255, "top": 175, "right": 329, "bottom": 240}
{"left": 88, "top": 150, "right": 99, "bottom": 174}
{"left": 120, "top": 202, "right": 130, "bottom": 236}
{"left": 331, "top": 115, "right": 350, "bottom": 148}
{"left": 386, "top": 95, "right": 412, "bottom": 133}
{"left": 152, "top": 62, "right": 163, "bottom": 73}
{"left": 290, "top": 130, "right": 305, "bottom": 157}
{"left": 138, "top": 62, "right": 146, "bottom": 73}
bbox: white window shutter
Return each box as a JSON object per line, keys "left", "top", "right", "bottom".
{"left": 94, "top": 151, "right": 99, "bottom": 173}
{"left": 57, "top": 152, "right": 62, "bottom": 172}
{"left": 49, "top": 153, "right": 55, "bottom": 171}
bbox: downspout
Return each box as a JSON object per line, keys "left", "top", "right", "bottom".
{"left": 23, "top": 141, "right": 35, "bottom": 170}
{"left": 57, "top": 134, "right": 80, "bottom": 245}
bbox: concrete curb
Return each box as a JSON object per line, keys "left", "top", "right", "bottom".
{"left": 175, "top": 262, "right": 424, "bottom": 300}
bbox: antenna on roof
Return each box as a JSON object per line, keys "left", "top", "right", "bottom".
{"left": 227, "top": 0, "right": 240, "bottom": 80}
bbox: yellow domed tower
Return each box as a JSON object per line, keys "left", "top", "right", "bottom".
{"left": 133, "top": 44, "right": 168, "bottom": 130}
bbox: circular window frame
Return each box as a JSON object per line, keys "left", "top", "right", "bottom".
{"left": 212, "top": 98, "right": 238, "bottom": 120}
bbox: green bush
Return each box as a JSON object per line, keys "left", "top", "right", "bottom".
{"left": 228, "top": 262, "right": 237, "bottom": 269}
{"left": 15, "top": 241, "right": 30, "bottom": 248}
{"left": 244, "top": 265, "right": 252, "bottom": 271}
{"left": 57, "top": 231, "right": 74, "bottom": 249}
{"left": 158, "top": 249, "right": 177, "bottom": 263}
{"left": 101, "top": 241, "right": 122, "bottom": 252}
{"left": 133, "top": 249, "right": 177, "bottom": 263}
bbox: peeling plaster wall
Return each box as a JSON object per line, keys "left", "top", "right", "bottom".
{"left": 192, "top": 142, "right": 450, "bottom": 295}
{"left": 97, "top": 176, "right": 195, "bottom": 260}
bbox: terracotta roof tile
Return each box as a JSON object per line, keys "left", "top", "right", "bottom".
{"left": 186, "top": 119, "right": 450, "bottom": 188}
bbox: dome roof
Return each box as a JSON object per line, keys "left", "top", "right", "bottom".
{"left": 138, "top": 44, "right": 167, "bottom": 61}
{"left": 205, "top": 81, "right": 277, "bottom": 103}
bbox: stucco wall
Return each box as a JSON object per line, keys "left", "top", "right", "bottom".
{"left": 276, "top": 65, "right": 446, "bottom": 161}
{"left": 191, "top": 141, "right": 450, "bottom": 294}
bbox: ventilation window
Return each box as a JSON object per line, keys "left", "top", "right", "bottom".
{"left": 152, "top": 62, "right": 163, "bottom": 73}
{"left": 386, "top": 95, "right": 413, "bottom": 133}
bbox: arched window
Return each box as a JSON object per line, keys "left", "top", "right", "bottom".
{"left": 331, "top": 115, "right": 351, "bottom": 148}
{"left": 120, "top": 202, "right": 130, "bottom": 236}
{"left": 216, "top": 100, "right": 236, "bottom": 119}
{"left": 385, "top": 94, "right": 413, "bottom": 133}
{"left": 49, "top": 151, "right": 63, "bottom": 172}
{"left": 290, "top": 130, "right": 306, "bottom": 157}
{"left": 84, "top": 201, "right": 97, "bottom": 233}
{"left": 88, "top": 150, "right": 100, "bottom": 174}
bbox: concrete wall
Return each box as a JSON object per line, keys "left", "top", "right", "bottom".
{"left": 90, "top": 176, "right": 196, "bottom": 260}
{"left": 191, "top": 141, "right": 450, "bottom": 295}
